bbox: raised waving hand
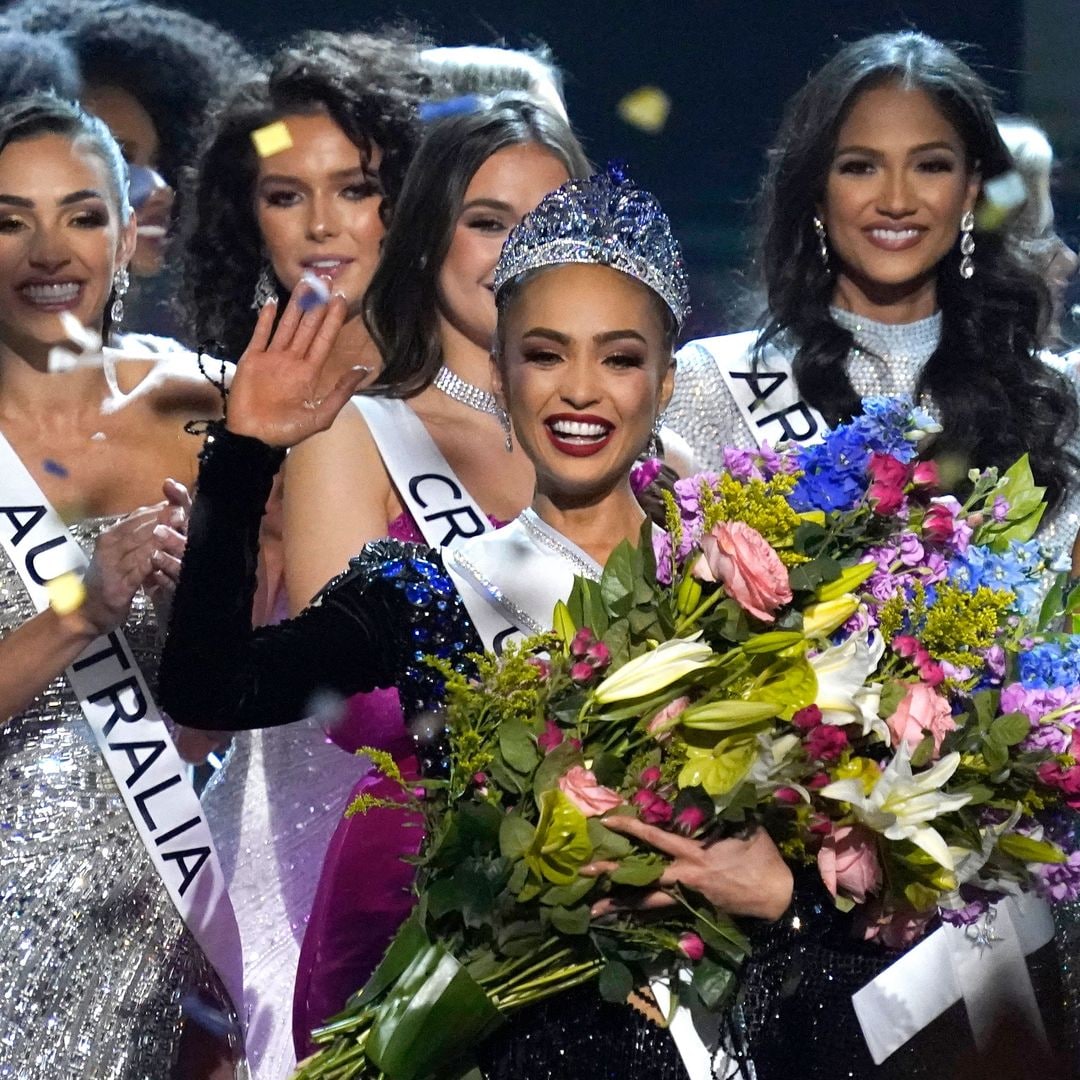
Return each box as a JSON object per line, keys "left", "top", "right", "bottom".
{"left": 226, "top": 284, "right": 369, "bottom": 448}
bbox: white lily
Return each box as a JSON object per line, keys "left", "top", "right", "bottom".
{"left": 592, "top": 639, "right": 716, "bottom": 704}
{"left": 820, "top": 744, "right": 972, "bottom": 871}
{"left": 808, "top": 629, "right": 888, "bottom": 740}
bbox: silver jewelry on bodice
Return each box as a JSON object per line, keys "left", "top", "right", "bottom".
{"left": 830, "top": 306, "right": 942, "bottom": 415}
{"left": 518, "top": 508, "right": 603, "bottom": 582}
{"left": 433, "top": 365, "right": 500, "bottom": 416}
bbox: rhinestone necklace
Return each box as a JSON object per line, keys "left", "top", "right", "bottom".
{"left": 433, "top": 365, "right": 499, "bottom": 416}
{"left": 518, "top": 508, "right": 603, "bottom": 581}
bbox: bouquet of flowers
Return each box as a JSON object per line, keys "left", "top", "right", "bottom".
{"left": 294, "top": 397, "right": 1080, "bottom": 1080}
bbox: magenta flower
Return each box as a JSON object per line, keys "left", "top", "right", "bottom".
{"left": 677, "top": 932, "right": 705, "bottom": 962}
{"left": 639, "top": 764, "right": 662, "bottom": 788}
{"left": 673, "top": 805, "right": 707, "bottom": 835}
{"left": 537, "top": 719, "right": 564, "bottom": 753}
{"left": 805, "top": 724, "right": 849, "bottom": 762}
{"left": 792, "top": 704, "right": 823, "bottom": 732}
{"left": 632, "top": 788, "right": 674, "bottom": 825}
{"left": 570, "top": 661, "right": 597, "bottom": 684}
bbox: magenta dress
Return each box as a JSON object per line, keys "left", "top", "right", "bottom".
{"left": 292, "top": 512, "right": 501, "bottom": 1055}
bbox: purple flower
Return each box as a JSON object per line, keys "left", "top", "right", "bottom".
{"left": 653, "top": 531, "right": 673, "bottom": 585}
{"left": 1036, "top": 849, "right": 1080, "bottom": 904}
{"left": 630, "top": 457, "right": 663, "bottom": 495}
{"left": 897, "top": 532, "right": 926, "bottom": 567}
{"left": 1022, "top": 724, "right": 1072, "bottom": 755}
{"left": 992, "top": 496, "right": 1010, "bottom": 523}
{"left": 939, "top": 898, "right": 990, "bottom": 927}
{"left": 722, "top": 447, "right": 759, "bottom": 481}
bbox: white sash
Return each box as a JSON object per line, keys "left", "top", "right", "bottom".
{"left": 682, "top": 333, "right": 826, "bottom": 448}
{"left": 444, "top": 511, "right": 595, "bottom": 653}
{"left": 853, "top": 892, "right": 1055, "bottom": 1063}
{"left": 0, "top": 433, "right": 244, "bottom": 1015}
{"left": 353, "top": 396, "right": 495, "bottom": 549}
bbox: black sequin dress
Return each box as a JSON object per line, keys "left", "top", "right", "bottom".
{"left": 158, "top": 426, "right": 691, "bottom": 1078}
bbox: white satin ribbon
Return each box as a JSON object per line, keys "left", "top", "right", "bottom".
{"left": 852, "top": 893, "right": 1054, "bottom": 1064}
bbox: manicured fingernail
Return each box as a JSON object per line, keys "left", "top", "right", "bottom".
{"left": 153, "top": 524, "right": 169, "bottom": 538}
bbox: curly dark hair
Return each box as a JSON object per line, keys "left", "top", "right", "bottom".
{"left": 0, "top": 29, "right": 80, "bottom": 101}
{"left": 364, "top": 93, "right": 590, "bottom": 399}
{"left": 6, "top": 0, "right": 254, "bottom": 184}
{"left": 176, "top": 29, "right": 434, "bottom": 362}
{"left": 756, "top": 30, "right": 1079, "bottom": 510}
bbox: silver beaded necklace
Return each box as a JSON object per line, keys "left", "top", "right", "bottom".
{"left": 433, "top": 365, "right": 499, "bottom": 416}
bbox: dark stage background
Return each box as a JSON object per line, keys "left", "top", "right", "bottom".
{"left": 176, "top": 0, "right": 1077, "bottom": 338}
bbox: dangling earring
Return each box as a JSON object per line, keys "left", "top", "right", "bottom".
{"left": 498, "top": 406, "right": 513, "bottom": 453}
{"left": 251, "top": 263, "right": 277, "bottom": 309}
{"left": 648, "top": 416, "right": 663, "bottom": 458}
{"left": 813, "top": 215, "right": 829, "bottom": 268}
{"left": 959, "top": 210, "right": 975, "bottom": 279}
{"left": 110, "top": 266, "right": 129, "bottom": 328}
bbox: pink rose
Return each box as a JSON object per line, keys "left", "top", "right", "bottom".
{"left": 867, "top": 454, "right": 909, "bottom": 516}
{"left": 674, "top": 806, "right": 707, "bottom": 834}
{"left": 558, "top": 765, "right": 623, "bottom": 817}
{"left": 887, "top": 683, "right": 956, "bottom": 757}
{"left": 805, "top": 724, "right": 849, "bottom": 761}
{"left": 912, "top": 460, "right": 939, "bottom": 488}
{"left": 639, "top": 765, "right": 662, "bottom": 788}
{"left": 861, "top": 904, "right": 934, "bottom": 948}
{"left": 694, "top": 521, "right": 792, "bottom": 622}
{"left": 677, "top": 932, "right": 705, "bottom": 962}
{"left": 817, "top": 824, "right": 882, "bottom": 904}
{"left": 774, "top": 787, "right": 802, "bottom": 805}
{"left": 647, "top": 695, "right": 691, "bottom": 737}
{"left": 792, "top": 704, "right": 823, "bottom": 732}
{"left": 1037, "top": 761, "right": 1080, "bottom": 808}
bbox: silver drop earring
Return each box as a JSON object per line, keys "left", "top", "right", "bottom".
{"left": 498, "top": 407, "right": 513, "bottom": 453}
{"left": 959, "top": 210, "right": 975, "bottom": 279}
{"left": 648, "top": 416, "right": 663, "bottom": 458}
{"left": 813, "top": 215, "right": 829, "bottom": 268}
{"left": 110, "top": 266, "right": 129, "bottom": 329}
{"left": 251, "top": 263, "right": 277, "bottom": 309}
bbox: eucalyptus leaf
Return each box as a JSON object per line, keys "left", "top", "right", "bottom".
{"left": 610, "top": 856, "right": 664, "bottom": 886}
{"left": 598, "top": 960, "right": 634, "bottom": 1003}
{"left": 549, "top": 904, "right": 592, "bottom": 935}
{"left": 990, "top": 712, "right": 1031, "bottom": 747}
{"left": 499, "top": 720, "right": 540, "bottom": 775}
{"left": 540, "top": 876, "right": 596, "bottom": 907}
{"left": 499, "top": 814, "right": 536, "bottom": 860}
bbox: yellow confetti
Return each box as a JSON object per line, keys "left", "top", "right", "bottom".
{"left": 251, "top": 120, "right": 293, "bottom": 158}
{"left": 617, "top": 86, "right": 671, "bottom": 135}
{"left": 47, "top": 570, "right": 86, "bottom": 616}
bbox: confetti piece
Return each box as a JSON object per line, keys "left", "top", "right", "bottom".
{"left": 297, "top": 271, "right": 331, "bottom": 312}
{"left": 42, "top": 458, "right": 69, "bottom": 478}
{"left": 976, "top": 169, "right": 1028, "bottom": 231}
{"left": 46, "top": 570, "right": 86, "bottom": 616}
{"left": 418, "top": 95, "right": 483, "bottom": 123}
{"left": 59, "top": 311, "right": 102, "bottom": 352}
{"left": 127, "top": 164, "right": 160, "bottom": 211}
{"left": 617, "top": 86, "right": 671, "bottom": 135}
{"left": 136, "top": 225, "right": 167, "bottom": 239}
{"left": 47, "top": 345, "right": 80, "bottom": 373}
{"left": 251, "top": 120, "right": 293, "bottom": 158}
{"left": 304, "top": 688, "right": 346, "bottom": 731}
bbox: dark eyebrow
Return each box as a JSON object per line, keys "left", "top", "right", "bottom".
{"left": 835, "top": 141, "right": 960, "bottom": 158}
{"left": 461, "top": 198, "right": 514, "bottom": 213}
{"left": 521, "top": 327, "right": 650, "bottom": 346}
{"left": 0, "top": 189, "right": 107, "bottom": 209}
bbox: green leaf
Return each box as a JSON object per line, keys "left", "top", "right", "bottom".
{"left": 549, "top": 904, "right": 591, "bottom": 935}
{"left": 601, "top": 541, "right": 636, "bottom": 617}
{"left": 590, "top": 751, "right": 628, "bottom": 789}
{"left": 598, "top": 960, "right": 634, "bottom": 1003}
{"left": 691, "top": 956, "right": 737, "bottom": 1010}
{"left": 366, "top": 943, "right": 504, "bottom": 1080}
{"left": 788, "top": 556, "right": 842, "bottom": 593}
{"left": 350, "top": 914, "right": 429, "bottom": 1009}
{"left": 487, "top": 757, "right": 528, "bottom": 797}
{"left": 506, "top": 860, "right": 529, "bottom": 895}
{"left": 610, "top": 854, "right": 664, "bottom": 886}
{"left": 499, "top": 720, "right": 540, "bottom": 775}
{"left": 910, "top": 733, "right": 936, "bottom": 768}
{"left": 540, "top": 875, "right": 596, "bottom": 907}
{"left": 426, "top": 877, "right": 464, "bottom": 920}
{"left": 990, "top": 712, "right": 1031, "bottom": 747}
{"left": 587, "top": 817, "right": 634, "bottom": 860}
{"left": 982, "top": 736, "right": 1008, "bottom": 772}
{"left": 499, "top": 814, "right": 536, "bottom": 860}
{"left": 878, "top": 681, "right": 908, "bottom": 720}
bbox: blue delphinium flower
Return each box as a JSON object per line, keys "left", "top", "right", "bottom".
{"left": 848, "top": 396, "right": 923, "bottom": 464}
{"left": 788, "top": 425, "right": 869, "bottom": 512}
{"left": 947, "top": 540, "right": 1044, "bottom": 613}
{"left": 1018, "top": 640, "right": 1080, "bottom": 689}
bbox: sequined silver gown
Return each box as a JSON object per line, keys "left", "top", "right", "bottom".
{"left": 0, "top": 516, "right": 239, "bottom": 1080}
{"left": 665, "top": 311, "right": 1080, "bottom": 1075}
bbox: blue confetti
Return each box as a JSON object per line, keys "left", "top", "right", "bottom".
{"left": 298, "top": 271, "right": 331, "bottom": 312}
{"left": 418, "top": 95, "right": 483, "bottom": 123}
{"left": 43, "top": 458, "right": 69, "bottom": 478}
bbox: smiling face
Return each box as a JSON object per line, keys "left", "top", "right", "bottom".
{"left": 82, "top": 82, "right": 173, "bottom": 278}
{"left": 254, "top": 111, "right": 385, "bottom": 312}
{"left": 0, "top": 132, "right": 134, "bottom": 356}
{"left": 438, "top": 142, "right": 570, "bottom": 351}
{"left": 495, "top": 263, "right": 674, "bottom": 503}
{"left": 820, "top": 81, "right": 981, "bottom": 311}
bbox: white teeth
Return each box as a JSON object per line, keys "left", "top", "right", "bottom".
{"left": 22, "top": 282, "right": 80, "bottom": 304}
{"left": 307, "top": 260, "right": 344, "bottom": 269}
{"left": 551, "top": 420, "right": 608, "bottom": 438}
{"left": 870, "top": 229, "right": 920, "bottom": 242}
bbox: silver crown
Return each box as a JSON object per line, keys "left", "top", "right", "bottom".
{"left": 493, "top": 164, "right": 690, "bottom": 328}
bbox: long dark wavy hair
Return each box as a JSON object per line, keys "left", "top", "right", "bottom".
{"left": 756, "top": 30, "right": 1078, "bottom": 509}
{"left": 176, "top": 30, "right": 433, "bottom": 361}
{"left": 363, "top": 93, "right": 590, "bottom": 399}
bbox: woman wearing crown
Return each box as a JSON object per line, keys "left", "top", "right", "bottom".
{"left": 159, "top": 168, "right": 793, "bottom": 1077}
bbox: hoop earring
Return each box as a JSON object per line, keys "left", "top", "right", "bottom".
{"left": 251, "top": 263, "right": 277, "bottom": 309}
{"left": 813, "top": 215, "right": 829, "bottom": 268}
{"left": 648, "top": 416, "right": 663, "bottom": 458}
{"left": 959, "top": 210, "right": 975, "bottom": 279}
{"left": 498, "top": 406, "right": 513, "bottom": 453}
{"left": 110, "top": 266, "right": 129, "bottom": 329}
